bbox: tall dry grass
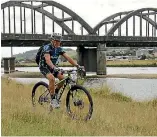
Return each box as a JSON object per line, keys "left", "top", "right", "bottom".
{"left": 1, "top": 77, "right": 157, "bottom": 136}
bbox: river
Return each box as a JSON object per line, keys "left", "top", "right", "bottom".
{"left": 1, "top": 67, "right": 157, "bottom": 74}
{"left": 1, "top": 67, "right": 157, "bottom": 101}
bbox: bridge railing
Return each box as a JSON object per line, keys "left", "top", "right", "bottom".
{"left": 2, "top": 33, "right": 157, "bottom": 42}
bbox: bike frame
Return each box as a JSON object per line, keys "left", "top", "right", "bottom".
{"left": 39, "top": 69, "right": 80, "bottom": 102}
{"left": 54, "top": 74, "right": 76, "bottom": 101}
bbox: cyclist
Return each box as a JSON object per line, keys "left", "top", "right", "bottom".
{"left": 39, "top": 35, "right": 82, "bottom": 109}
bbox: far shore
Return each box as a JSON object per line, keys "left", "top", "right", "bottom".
{"left": 1, "top": 59, "right": 157, "bottom": 67}
{"left": 2, "top": 71, "right": 157, "bottom": 79}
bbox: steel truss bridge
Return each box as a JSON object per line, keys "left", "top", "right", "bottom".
{"left": 1, "top": 1, "right": 157, "bottom": 47}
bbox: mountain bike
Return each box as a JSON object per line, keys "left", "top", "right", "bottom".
{"left": 32, "top": 67, "right": 93, "bottom": 121}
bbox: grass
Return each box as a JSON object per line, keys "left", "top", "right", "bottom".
{"left": 87, "top": 74, "right": 157, "bottom": 79}
{"left": 88, "top": 85, "right": 132, "bottom": 102}
{"left": 3, "top": 60, "right": 156, "bottom": 67}
{"left": 14, "top": 62, "right": 73, "bottom": 67}
{"left": 107, "top": 60, "right": 157, "bottom": 67}
{"left": 1, "top": 77, "right": 157, "bottom": 136}
{"left": 4, "top": 72, "right": 44, "bottom": 78}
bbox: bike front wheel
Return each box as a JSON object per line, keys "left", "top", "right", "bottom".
{"left": 66, "top": 85, "right": 93, "bottom": 121}
{"left": 32, "top": 81, "right": 51, "bottom": 110}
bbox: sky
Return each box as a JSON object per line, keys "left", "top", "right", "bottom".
{"left": 1, "top": 0, "right": 157, "bottom": 58}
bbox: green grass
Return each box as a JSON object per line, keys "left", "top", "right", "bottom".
{"left": 89, "top": 86, "right": 132, "bottom": 102}
{"left": 87, "top": 74, "right": 157, "bottom": 79}
{"left": 1, "top": 77, "right": 157, "bottom": 136}
{"left": 3, "top": 60, "right": 156, "bottom": 67}
{"left": 14, "top": 62, "right": 73, "bottom": 67}
{"left": 107, "top": 60, "right": 157, "bottom": 67}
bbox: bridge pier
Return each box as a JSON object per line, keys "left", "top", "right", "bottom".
{"left": 96, "top": 44, "right": 107, "bottom": 75}
{"left": 77, "top": 47, "right": 96, "bottom": 72}
{"left": 3, "top": 58, "right": 10, "bottom": 74}
{"left": 3, "top": 57, "right": 16, "bottom": 74}
{"left": 10, "top": 57, "right": 16, "bottom": 73}
{"left": 77, "top": 44, "right": 106, "bottom": 75}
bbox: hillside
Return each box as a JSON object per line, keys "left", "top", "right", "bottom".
{"left": 13, "top": 48, "right": 77, "bottom": 61}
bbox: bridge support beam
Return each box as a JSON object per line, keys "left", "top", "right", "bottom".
{"left": 96, "top": 44, "right": 107, "bottom": 75}
{"left": 3, "top": 58, "right": 9, "bottom": 74}
{"left": 77, "top": 47, "right": 96, "bottom": 72}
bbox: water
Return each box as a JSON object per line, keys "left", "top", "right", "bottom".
{"left": 1, "top": 67, "right": 157, "bottom": 74}
{"left": 84, "top": 78, "right": 157, "bottom": 101}
{"left": 1, "top": 67, "right": 157, "bottom": 101}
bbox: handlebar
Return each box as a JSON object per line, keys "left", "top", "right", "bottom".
{"left": 54, "top": 66, "right": 86, "bottom": 78}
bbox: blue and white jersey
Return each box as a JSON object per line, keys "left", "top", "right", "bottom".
{"left": 39, "top": 43, "right": 65, "bottom": 68}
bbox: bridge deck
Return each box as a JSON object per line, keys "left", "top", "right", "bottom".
{"left": 1, "top": 33, "right": 157, "bottom": 47}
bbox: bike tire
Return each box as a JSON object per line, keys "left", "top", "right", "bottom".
{"left": 32, "top": 81, "right": 49, "bottom": 106}
{"left": 66, "top": 85, "right": 93, "bottom": 121}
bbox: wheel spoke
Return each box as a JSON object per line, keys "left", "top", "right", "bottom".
{"left": 66, "top": 85, "right": 93, "bottom": 121}
{"left": 32, "top": 82, "right": 51, "bottom": 111}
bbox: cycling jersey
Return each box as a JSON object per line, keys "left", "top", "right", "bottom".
{"left": 39, "top": 43, "right": 65, "bottom": 68}
{"left": 39, "top": 43, "right": 65, "bottom": 77}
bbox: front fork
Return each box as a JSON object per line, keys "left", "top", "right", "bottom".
{"left": 69, "top": 85, "right": 84, "bottom": 108}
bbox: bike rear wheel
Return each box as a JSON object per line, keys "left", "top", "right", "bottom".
{"left": 66, "top": 85, "right": 93, "bottom": 121}
{"left": 32, "top": 81, "right": 51, "bottom": 110}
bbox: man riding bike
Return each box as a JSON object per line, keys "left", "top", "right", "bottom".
{"left": 39, "top": 35, "right": 82, "bottom": 109}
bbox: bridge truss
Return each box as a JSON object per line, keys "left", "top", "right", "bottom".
{"left": 1, "top": 1, "right": 157, "bottom": 47}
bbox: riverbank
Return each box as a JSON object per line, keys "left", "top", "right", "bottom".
{"left": 2, "top": 60, "right": 157, "bottom": 67}
{"left": 107, "top": 60, "right": 157, "bottom": 67}
{"left": 2, "top": 71, "right": 157, "bottom": 79}
{"left": 1, "top": 77, "right": 157, "bottom": 136}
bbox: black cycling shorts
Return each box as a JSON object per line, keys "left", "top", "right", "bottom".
{"left": 39, "top": 66, "right": 59, "bottom": 78}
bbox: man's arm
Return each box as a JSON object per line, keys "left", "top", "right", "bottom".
{"left": 62, "top": 53, "right": 79, "bottom": 67}
{"left": 44, "top": 53, "right": 55, "bottom": 69}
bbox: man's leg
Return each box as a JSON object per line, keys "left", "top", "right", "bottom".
{"left": 46, "top": 73, "right": 55, "bottom": 99}
{"left": 46, "top": 73, "right": 60, "bottom": 108}
{"left": 40, "top": 67, "right": 55, "bottom": 97}
{"left": 40, "top": 67, "right": 59, "bottom": 108}
{"left": 55, "top": 72, "right": 65, "bottom": 94}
